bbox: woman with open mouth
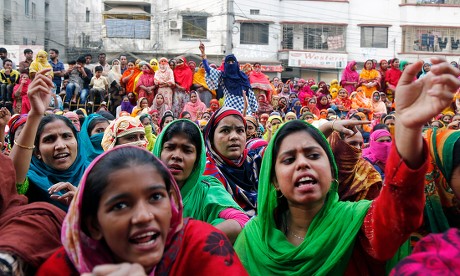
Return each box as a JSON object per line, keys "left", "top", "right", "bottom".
{"left": 37, "top": 146, "right": 248, "bottom": 275}
{"left": 234, "top": 58, "right": 460, "bottom": 275}
{"left": 153, "top": 119, "right": 249, "bottom": 243}
{"left": 10, "top": 69, "right": 88, "bottom": 211}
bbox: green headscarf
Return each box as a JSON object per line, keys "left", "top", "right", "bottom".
{"left": 153, "top": 119, "right": 244, "bottom": 225}
{"left": 234, "top": 120, "right": 372, "bottom": 275}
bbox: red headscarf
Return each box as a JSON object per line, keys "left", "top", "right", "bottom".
{"left": 173, "top": 57, "right": 193, "bottom": 91}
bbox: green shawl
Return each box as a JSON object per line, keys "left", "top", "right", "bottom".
{"left": 234, "top": 120, "right": 372, "bottom": 275}
{"left": 153, "top": 119, "right": 243, "bottom": 225}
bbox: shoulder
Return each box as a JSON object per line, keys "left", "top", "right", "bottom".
{"left": 37, "top": 247, "right": 78, "bottom": 276}
{"left": 173, "top": 220, "right": 247, "bottom": 274}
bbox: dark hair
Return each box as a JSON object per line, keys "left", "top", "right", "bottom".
{"left": 80, "top": 147, "right": 173, "bottom": 235}
{"left": 0, "top": 48, "right": 6, "bottom": 53}
{"left": 162, "top": 120, "right": 202, "bottom": 168}
{"left": 160, "top": 114, "right": 175, "bottom": 130}
{"left": 271, "top": 120, "right": 337, "bottom": 180}
{"left": 85, "top": 54, "right": 92, "bottom": 58}
{"left": 179, "top": 111, "right": 191, "bottom": 119}
{"left": 24, "top": 49, "right": 33, "bottom": 54}
{"left": 94, "top": 65, "right": 103, "bottom": 72}
{"left": 87, "top": 116, "right": 109, "bottom": 137}
{"left": 98, "top": 53, "right": 106, "bottom": 57}
{"left": 3, "top": 59, "right": 12, "bottom": 65}
{"left": 34, "top": 115, "right": 78, "bottom": 154}
{"left": 351, "top": 114, "right": 362, "bottom": 121}
{"left": 77, "top": 56, "right": 86, "bottom": 64}
{"left": 372, "top": 124, "right": 390, "bottom": 132}
{"left": 96, "top": 110, "right": 115, "bottom": 121}
{"left": 49, "top": 48, "right": 59, "bottom": 55}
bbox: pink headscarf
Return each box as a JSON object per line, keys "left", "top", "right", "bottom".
{"left": 362, "top": 129, "right": 391, "bottom": 165}
{"left": 61, "top": 145, "right": 183, "bottom": 274}
{"left": 182, "top": 90, "right": 207, "bottom": 121}
{"left": 63, "top": 112, "right": 81, "bottom": 131}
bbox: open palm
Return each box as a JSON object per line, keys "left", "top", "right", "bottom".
{"left": 396, "top": 58, "right": 460, "bottom": 129}
{"left": 27, "top": 69, "right": 54, "bottom": 115}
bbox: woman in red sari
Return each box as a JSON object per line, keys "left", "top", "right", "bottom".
{"left": 136, "top": 62, "right": 156, "bottom": 106}
{"left": 172, "top": 56, "right": 193, "bottom": 117}
{"left": 385, "top": 58, "right": 402, "bottom": 102}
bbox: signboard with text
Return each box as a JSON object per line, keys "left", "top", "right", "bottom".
{"left": 288, "top": 51, "right": 347, "bottom": 69}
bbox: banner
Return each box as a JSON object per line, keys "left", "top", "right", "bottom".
{"left": 288, "top": 51, "right": 347, "bottom": 69}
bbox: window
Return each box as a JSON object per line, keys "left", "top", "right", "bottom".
{"left": 240, "top": 23, "right": 269, "bottom": 45}
{"left": 23, "top": 37, "right": 28, "bottom": 45}
{"left": 282, "top": 25, "right": 294, "bottom": 49}
{"left": 303, "top": 24, "right": 346, "bottom": 51}
{"left": 25, "top": 0, "right": 29, "bottom": 16}
{"left": 86, "top": 8, "right": 90, "bottom": 23}
{"left": 105, "top": 18, "right": 150, "bottom": 39}
{"left": 402, "top": 26, "right": 460, "bottom": 53}
{"left": 31, "top": 2, "right": 36, "bottom": 19}
{"left": 250, "top": 9, "right": 260, "bottom": 15}
{"left": 182, "top": 16, "right": 207, "bottom": 39}
{"left": 361, "top": 26, "right": 388, "bottom": 48}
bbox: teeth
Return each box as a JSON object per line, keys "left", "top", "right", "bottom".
{"left": 55, "top": 153, "right": 68, "bottom": 158}
{"left": 299, "top": 176, "right": 313, "bottom": 182}
{"left": 133, "top": 231, "right": 156, "bottom": 239}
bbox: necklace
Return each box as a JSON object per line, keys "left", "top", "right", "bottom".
{"left": 288, "top": 229, "right": 305, "bottom": 241}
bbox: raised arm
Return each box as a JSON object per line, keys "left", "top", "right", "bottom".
{"left": 9, "top": 69, "right": 53, "bottom": 184}
{"left": 395, "top": 58, "right": 460, "bottom": 168}
{"left": 361, "top": 58, "right": 460, "bottom": 260}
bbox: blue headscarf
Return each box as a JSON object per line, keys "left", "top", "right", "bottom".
{"left": 27, "top": 148, "right": 88, "bottom": 211}
{"left": 221, "top": 54, "right": 251, "bottom": 97}
{"left": 78, "top": 113, "right": 107, "bottom": 163}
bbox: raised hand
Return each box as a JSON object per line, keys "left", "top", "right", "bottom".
{"left": 27, "top": 68, "right": 54, "bottom": 116}
{"left": 395, "top": 58, "right": 460, "bottom": 129}
{"left": 0, "top": 107, "right": 11, "bottom": 127}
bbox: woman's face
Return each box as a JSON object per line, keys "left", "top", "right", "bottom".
{"left": 141, "top": 117, "right": 151, "bottom": 127}
{"left": 160, "top": 134, "right": 197, "bottom": 188}
{"left": 431, "top": 121, "right": 443, "bottom": 128}
{"left": 338, "top": 89, "right": 347, "bottom": 98}
{"left": 260, "top": 115, "right": 268, "bottom": 125}
{"left": 320, "top": 97, "right": 328, "bottom": 105}
{"left": 384, "top": 117, "right": 395, "bottom": 127}
{"left": 274, "top": 131, "right": 332, "bottom": 208}
{"left": 283, "top": 86, "right": 289, "bottom": 93}
{"left": 213, "top": 115, "right": 246, "bottom": 160}
{"left": 90, "top": 121, "right": 110, "bottom": 136}
{"left": 141, "top": 99, "right": 149, "bottom": 109}
{"left": 142, "top": 65, "right": 149, "bottom": 71}
{"left": 271, "top": 119, "right": 282, "bottom": 128}
{"left": 442, "top": 115, "right": 452, "bottom": 124}
{"left": 452, "top": 114, "right": 460, "bottom": 123}
{"left": 344, "top": 131, "right": 364, "bottom": 150}
{"left": 202, "top": 113, "right": 211, "bottom": 121}
{"left": 37, "top": 120, "right": 78, "bottom": 171}
{"left": 365, "top": 61, "right": 373, "bottom": 70}
{"left": 128, "top": 93, "right": 135, "bottom": 101}
{"left": 169, "top": 61, "right": 176, "bottom": 69}
{"left": 381, "top": 61, "right": 388, "bottom": 70}
{"left": 128, "top": 63, "right": 135, "bottom": 69}
{"left": 285, "top": 115, "right": 296, "bottom": 122}
{"left": 308, "top": 99, "right": 316, "bottom": 107}
{"left": 376, "top": 135, "right": 392, "bottom": 143}
{"left": 423, "top": 63, "right": 431, "bottom": 72}
{"left": 156, "top": 95, "right": 164, "bottom": 105}
{"left": 113, "top": 60, "right": 120, "bottom": 66}
{"left": 279, "top": 98, "right": 287, "bottom": 106}
{"left": 246, "top": 123, "right": 256, "bottom": 138}
{"left": 91, "top": 165, "right": 171, "bottom": 272}
{"left": 190, "top": 93, "right": 197, "bottom": 103}
{"left": 117, "top": 131, "right": 146, "bottom": 146}
{"left": 210, "top": 102, "right": 219, "bottom": 109}
{"left": 163, "top": 116, "right": 174, "bottom": 127}
{"left": 326, "top": 94, "right": 332, "bottom": 103}
{"left": 258, "top": 95, "right": 265, "bottom": 103}
{"left": 373, "top": 93, "right": 380, "bottom": 102}
{"left": 393, "top": 59, "right": 400, "bottom": 68}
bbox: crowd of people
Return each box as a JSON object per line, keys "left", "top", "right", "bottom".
{"left": 0, "top": 41, "right": 460, "bottom": 275}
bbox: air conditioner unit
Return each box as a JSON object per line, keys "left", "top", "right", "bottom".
{"left": 169, "top": 20, "right": 180, "bottom": 30}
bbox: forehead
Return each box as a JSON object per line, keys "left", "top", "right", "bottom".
{"left": 41, "top": 120, "right": 73, "bottom": 136}
{"left": 216, "top": 115, "right": 244, "bottom": 127}
{"left": 277, "top": 130, "right": 325, "bottom": 154}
